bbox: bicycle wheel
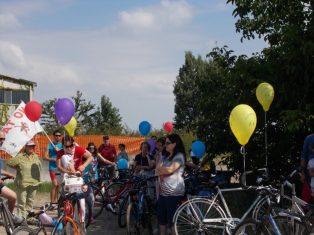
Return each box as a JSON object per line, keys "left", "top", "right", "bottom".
{"left": 52, "top": 216, "right": 85, "bottom": 235}
{"left": 173, "top": 198, "right": 227, "bottom": 235}
{"left": 12, "top": 226, "right": 42, "bottom": 235}
{"left": 263, "top": 215, "right": 309, "bottom": 235}
{"left": 118, "top": 195, "right": 129, "bottom": 228}
{"left": 233, "top": 219, "right": 263, "bottom": 235}
{"left": 126, "top": 202, "right": 139, "bottom": 235}
{"left": 105, "top": 182, "right": 125, "bottom": 202}
{"left": 252, "top": 196, "right": 280, "bottom": 222}
{"left": 73, "top": 199, "right": 89, "bottom": 232}
{"left": 1, "top": 203, "right": 16, "bottom": 234}
{"left": 92, "top": 186, "right": 105, "bottom": 219}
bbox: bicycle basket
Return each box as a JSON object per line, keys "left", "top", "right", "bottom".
{"left": 63, "top": 176, "right": 84, "bottom": 193}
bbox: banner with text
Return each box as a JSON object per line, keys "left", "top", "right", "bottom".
{"left": 1, "top": 101, "right": 43, "bottom": 157}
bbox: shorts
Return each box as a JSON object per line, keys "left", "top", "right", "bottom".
{"left": 49, "top": 170, "right": 57, "bottom": 181}
{"left": 157, "top": 195, "right": 183, "bottom": 226}
{"left": 0, "top": 183, "right": 4, "bottom": 194}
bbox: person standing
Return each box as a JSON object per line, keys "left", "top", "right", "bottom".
{"left": 7, "top": 140, "right": 41, "bottom": 219}
{"left": 155, "top": 134, "right": 186, "bottom": 235}
{"left": 98, "top": 135, "right": 117, "bottom": 179}
{"left": 43, "top": 130, "right": 62, "bottom": 208}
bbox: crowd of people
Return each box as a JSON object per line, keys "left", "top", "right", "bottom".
{"left": 4, "top": 130, "right": 314, "bottom": 234}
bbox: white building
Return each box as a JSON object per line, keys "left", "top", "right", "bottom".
{"left": 0, "top": 74, "right": 37, "bottom": 125}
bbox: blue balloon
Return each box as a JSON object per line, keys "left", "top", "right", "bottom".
{"left": 138, "top": 121, "right": 151, "bottom": 136}
{"left": 117, "top": 158, "right": 128, "bottom": 170}
{"left": 191, "top": 141, "right": 206, "bottom": 158}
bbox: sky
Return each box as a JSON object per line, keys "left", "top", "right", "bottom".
{"left": 0, "top": 0, "right": 267, "bottom": 130}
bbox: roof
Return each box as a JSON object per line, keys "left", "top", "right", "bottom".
{"left": 0, "top": 74, "right": 37, "bottom": 87}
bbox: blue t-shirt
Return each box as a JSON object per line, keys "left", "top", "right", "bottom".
{"left": 48, "top": 142, "right": 63, "bottom": 171}
{"left": 301, "top": 134, "right": 314, "bottom": 162}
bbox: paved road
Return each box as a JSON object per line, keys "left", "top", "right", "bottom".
{"left": 88, "top": 209, "right": 127, "bottom": 235}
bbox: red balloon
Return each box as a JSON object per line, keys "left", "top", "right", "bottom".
{"left": 25, "top": 101, "right": 42, "bottom": 122}
{"left": 163, "top": 122, "right": 173, "bottom": 133}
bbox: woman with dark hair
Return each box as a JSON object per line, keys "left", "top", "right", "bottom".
{"left": 134, "top": 141, "right": 155, "bottom": 176}
{"left": 155, "top": 133, "right": 186, "bottom": 235}
{"left": 86, "top": 142, "right": 99, "bottom": 183}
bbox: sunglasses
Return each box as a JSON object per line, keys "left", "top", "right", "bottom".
{"left": 55, "top": 134, "right": 62, "bottom": 137}
{"left": 64, "top": 144, "right": 74, "bottom": 149}
{"left": 0, "top": 138, "right": 5, "bottom": 141}
{"left": 89, "top": 146, "right": 95, "bottom": 149}
{"left": 165, "top": 141, "right": 172, "bottom": 145}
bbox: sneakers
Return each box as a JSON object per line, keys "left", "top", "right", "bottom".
{"left": 90, "top": 217, "right": 96, "bottom": 224}
{"left": 12, "top": 214, "right": 24, "bottom": 225}
{"left": 26, "top": 217, "right": 39, "bottom": 225}
{"left": 106, "top": 203, "right": 116, "bottom": 213}
{"left": 48, "top": 204, "right": 57, "bottom": 211}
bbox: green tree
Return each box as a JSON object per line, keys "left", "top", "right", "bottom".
{"left": 93, "top": 95, "right": 123, "bottom": 135}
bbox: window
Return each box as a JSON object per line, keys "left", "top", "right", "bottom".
{"left": 0, "top": 89, "right": 30, "bottom": 104}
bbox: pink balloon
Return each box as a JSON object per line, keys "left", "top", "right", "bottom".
{"left": 25, "top": 101, "right": 42, "bottom": 122}
{"left": 163, "top": 122, "right": 173, "bottom": 133}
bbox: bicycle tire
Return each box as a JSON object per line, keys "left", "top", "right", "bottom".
{"left": 105, "top": 182, "right": 125, "bottom": 203}
{"left": 118, "top": 195, "right": 129, "bottom": 228}
{"left": 252, "top": 196, "right": 280, "bottom": 222}
{"left": 263, "top": 215, "right": 309, "bottom": 235}
{"left": 233, "top": 219, "right": 264, "bottom": 235}
{"left": 12, "top": 225, "right": 42, "bottom": 235}
{"left": 173, "top": 197, "right": 227, "bottom": 235}
{"left": 126, "top": 202, "right": 139, "bottom": 235}
{"left": 92, "top": 186, "right": 105, "bottom": 219}
{"left": 1, "top": 203, "right": 16, "bottom": 234}
{"left": 51, "top": 215, "right": 85, "bottom": 235}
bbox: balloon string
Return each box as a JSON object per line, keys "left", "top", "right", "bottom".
{"left": 240, "top": 145, "right": 246, "bottom": 186}
{"left": 265, "top": 112, "right": 268, "bottom": 168}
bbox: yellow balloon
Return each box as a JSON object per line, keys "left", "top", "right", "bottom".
{"left": 229, "top": 104, "right": 257, "bottom": 146}
{"left": 256, "top": 82, "right": 274, "bottom": 112}
{"left": 64, "top": 117, "right": 77, "bottom": 137}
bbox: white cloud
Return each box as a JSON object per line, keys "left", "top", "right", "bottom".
{"left": 118, "top": 0, "right": 193, "bottom": 31}
{"left": 0, "top": 13, "right": 20, "bottom": 31}
{"left": 0, "top": 41, "right": 26, "bottom": 70}
{"left": 119, "top": 10, "right": 154, "bottom": 29}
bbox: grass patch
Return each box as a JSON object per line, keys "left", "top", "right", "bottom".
{"left": 6, "top": 181, "right": 52, "bottom": 193}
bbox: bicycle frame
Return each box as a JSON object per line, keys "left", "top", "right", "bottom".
{"left": 0, "top": 197, "right": 16, "bottom": 234}
{"left": 202, "top": 187, "right": 268, "bottom": 230}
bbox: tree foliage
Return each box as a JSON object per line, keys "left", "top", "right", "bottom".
{"left": 174, "top": 0, "right": 314, "bottom": 176}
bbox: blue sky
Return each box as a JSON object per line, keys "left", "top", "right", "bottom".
{"left": 0, "top": 0, "right": 267, "bottom": 130}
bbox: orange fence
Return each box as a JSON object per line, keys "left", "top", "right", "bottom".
{"left": 0, "top": 135, "right": 145, "bottom": 159}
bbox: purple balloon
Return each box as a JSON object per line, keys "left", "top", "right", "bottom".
{"left": 147, "top": 138, "right": 156, "bottom": 154}
{"left": 54, "top": 98, "right": 75, "bottom": 125}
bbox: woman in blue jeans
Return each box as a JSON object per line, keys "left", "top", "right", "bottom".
{"left": 155, "top": 133, "right": 186, "bottom": 235}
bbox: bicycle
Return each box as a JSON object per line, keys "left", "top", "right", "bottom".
{"left": 0, "top": 176, "right": 25, "bottom": 235}
{"left": 56, "top": 173, "right": 91, "bottom": 232}
{"left": 126, "top": 175, "right": 158, "bottom": 235}
{"left": 173, "top": 181, "right": 279, "bottom": 234}
{"left": 233, "top": 194, "right": 308, "bottom": 235}
{"left": 52, "top": 192, "right": 87, "bottom": 235}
